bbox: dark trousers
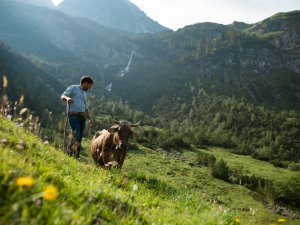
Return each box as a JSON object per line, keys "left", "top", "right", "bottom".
{"left": 68, "top": 114, "right": 86, "bottom": 142}
{"left": 68, "top": 114, "right": 86, "bottom": 157}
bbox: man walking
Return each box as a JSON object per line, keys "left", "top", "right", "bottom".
{"left": 61, "top": 76, "right": 94, "bottom": 158}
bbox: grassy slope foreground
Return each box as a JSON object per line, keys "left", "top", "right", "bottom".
{"left": 0, "top": 115, "right": 233, "bottom": 225}
{"left": 0, "top": 115, "right": 299, "bottom": 224}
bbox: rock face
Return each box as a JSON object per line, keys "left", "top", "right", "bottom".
{"left": 57, "top": 0, "right": 168, "bottom": 33}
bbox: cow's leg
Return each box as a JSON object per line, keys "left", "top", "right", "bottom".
{"left": 98, "top": 150, "right": 105, "bottom": 167}
{"left": 117, "top": 150, "right": 127, "bottom": 169}
{"left": 102, "top": 147, "right": 109, "bottom": 167}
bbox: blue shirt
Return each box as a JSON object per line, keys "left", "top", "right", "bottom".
{"left": 62, "top": 85, "right": 88, "bottom": 112}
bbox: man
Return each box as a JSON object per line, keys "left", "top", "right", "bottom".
{"left": 61, "top": 76, "right": 94, "bottom": 158}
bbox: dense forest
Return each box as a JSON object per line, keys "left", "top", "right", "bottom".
{"left": 86, "top": 91, "right": 300, "bottom": 165}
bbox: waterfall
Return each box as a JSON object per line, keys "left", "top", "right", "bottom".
{"left": 118, "top": 50, "right": 134, "bottom": 77}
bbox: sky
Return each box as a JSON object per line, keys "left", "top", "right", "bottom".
{"left": 52, "top": 0, "right": 300, "bottom": 30}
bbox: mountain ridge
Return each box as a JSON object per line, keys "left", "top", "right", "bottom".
{"left": 57, "top": 0, "right": 168, "bottom": 33}
{"left": 108, "top": 11, "right": 300, "bottom": 111}
{"left": 0, "top": 1, "right": 299, "bottom": 112}
{"left": 12, "top": 0, "right": 54, "bottom": 8}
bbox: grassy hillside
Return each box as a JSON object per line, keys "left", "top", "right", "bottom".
{"left": 0, "top": 115, "right": 233, "bottom": 225}
{"left": 1, "top": 115, "right": 299, "bottom": 224}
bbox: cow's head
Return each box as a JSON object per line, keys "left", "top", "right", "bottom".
{"left": 108, "top": 120, "right": 141, "bottom": 149}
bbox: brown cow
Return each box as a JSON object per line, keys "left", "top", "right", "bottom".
{"left": 90, "top": 120, "right": 140, "bottom": 169}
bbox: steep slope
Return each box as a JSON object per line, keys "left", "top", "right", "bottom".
{"left": 0, "top": 0, "right": 132, "bottom": 87}
{"left": 0, "top": 115, "right": 234, "bottom": 225}
{"left": 57, "top": 0, "right": 168, "bottom": 33}
{"left": 0, "top": 42, "right": 64, "bottom": 114}
{"left": 246, "top": 10, "right": 300, "bottom": 73}
{"left": 246, "top": 10, "right": 300, "bottom": 38}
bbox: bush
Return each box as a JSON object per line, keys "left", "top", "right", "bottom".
{"left": 197, "top": 151, "right": 216, "bottom": 167}
{"left": 231, "top": 143, "right": 253, "bottom": 155}
{"left": 212, "top": 159, "right": 229, "bottom": 181}
{"left": 159, "top": 135, "right": 191, "bottom": 151}
{"left": 252, "top": 147, "right": 272, "bottom": 161}
{"left": 288, "top": 163, "right": 300, "bottom": 171}
{"left": 275, "top": 173, "right": 300, "bottom": 207}
{"left": 270, "top": 160, "right": 288, "bottom": 168}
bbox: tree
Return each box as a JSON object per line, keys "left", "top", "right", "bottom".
{"left": 212, "top": 159, "right": 229, "bottom": 181}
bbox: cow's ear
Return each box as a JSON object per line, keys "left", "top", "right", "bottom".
{"left": 130, "top": 131, "right": 138, "bottom": 139}
{"left": 108, "top": 125, "right": 119, "bottom": 133}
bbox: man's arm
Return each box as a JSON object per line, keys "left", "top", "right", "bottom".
{"left": 61, "top": 95, "right": 74, "bottom": 104}
{"left": 85, "top": 109, "right": 93, "bottom": 127}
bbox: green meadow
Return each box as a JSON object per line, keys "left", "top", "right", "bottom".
{"left": 0, "top": 115, "right": 299, "bottom": 225}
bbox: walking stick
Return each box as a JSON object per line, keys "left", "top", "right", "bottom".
{"left": 63, "top": 103, "right": 70, "bottom": 153}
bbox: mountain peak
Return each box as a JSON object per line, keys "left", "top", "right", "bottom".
{"left": 13, "top": 0, "right": 54, "bottom": 8}
{"left": 57, "top": 0, "right": 168, "bottom": 33}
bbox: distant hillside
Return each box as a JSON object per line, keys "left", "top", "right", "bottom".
{"left": 0, "top": 42, "right": 64, "bottom": 114}
{"left": 57, "top": 0, "right": 168, "bottom": 33}
{"left": 109, "top": 12, "right": 300, "bottom": 111}
{"left": 246, "top": 10, "right": 300, "bottom": 38}
{"left": 0, "top": 0, "right": 132, "bottom": 87}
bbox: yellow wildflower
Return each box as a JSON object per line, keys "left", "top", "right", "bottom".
{"left": 43, "top": 185, "right": 58, "bottom": 201}
{"left": 278, "top": 218, "right": 285, "bottom": 223}
{"left": 16, "top": 176, "right": 34, "bottom": 187}
{"left": 234, "top": 218, "right": 241, "bottom": 223}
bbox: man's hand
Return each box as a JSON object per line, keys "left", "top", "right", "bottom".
{"left": 88, "top": 119, "right": 93, "bottom": 127}
{"left": 66, "top": 97, "right": 74, "bottom": 104}
{"left": 61, "top": 95, "right": 74, "bottom": 104}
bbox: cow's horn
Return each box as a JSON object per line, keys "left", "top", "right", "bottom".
{"left": 131, "top": 119, "right": 142, "bottom": 127}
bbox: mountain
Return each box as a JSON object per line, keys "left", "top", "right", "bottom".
{"left": 246, "top": 11, "right": 300, "bottom": 38}
{"left": 0, "top": 41, "right": 64, "bottom": 115}
{"left": 0, "top": 0, "right": 133, "bottom": 87}
{"left": 0, "top": 0, "right": 299, "bottom": 112}
{"left": 13, "top": 0, "right": 54, "bottom": 8}
{"left": 57, "top": 0, "right": 168, "bottom": 33}
{"left": 108, "top": 12, "right": 300, "bottom": 111}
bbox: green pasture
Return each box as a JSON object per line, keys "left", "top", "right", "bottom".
{"left": 0, "top": 116, "right": 299, "bottom": 224}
